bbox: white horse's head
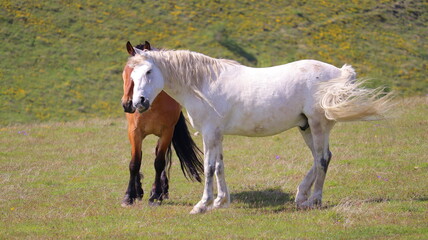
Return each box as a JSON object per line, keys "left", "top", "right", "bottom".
{"left": 129, "top": 54, "right": 164, "bottom": 113}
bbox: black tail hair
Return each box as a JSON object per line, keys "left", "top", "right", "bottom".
{"left": 172, "top": 112, "right": 204, "bottom": 182}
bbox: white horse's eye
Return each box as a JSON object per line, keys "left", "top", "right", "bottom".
{"left": 147, "top": 70, "right": 152, "bottom": 75}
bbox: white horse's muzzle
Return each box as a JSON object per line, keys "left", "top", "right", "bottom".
{"left": 135, "top": 97, "right": 150, "bottom": 113}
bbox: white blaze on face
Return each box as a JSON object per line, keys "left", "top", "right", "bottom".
{"left": 130, "top": 61, "right": 164, "bottom": 111}
{"left": 131, "top": 64, "right": 155, "bottom": 112}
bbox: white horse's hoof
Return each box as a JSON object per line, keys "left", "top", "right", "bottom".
{"left": 296, "top": 203, "right": 311, "bottom": 210}
{"left": 190, "top": 205, "right": 208, "bottom": 214}
{"left": 295, "top": 197, "right": 308, "bottom": 206}
{"left": 295, "top": 189, "right": 310, "bottom": 205}
{"left": 297, "top": 198, "right": 322, "bottom": 209}
{"left": 212, "top": 197, "right": 230, "bottom": 209}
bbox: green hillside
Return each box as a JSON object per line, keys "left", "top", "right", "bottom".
{"left": 1, "top": 0, "right": 427, "bottom": 125}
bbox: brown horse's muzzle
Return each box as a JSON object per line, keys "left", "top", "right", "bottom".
{"left": 122, "top": 100, "right": 136, "bottom": 113}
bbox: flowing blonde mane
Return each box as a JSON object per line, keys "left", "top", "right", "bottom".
{"left": 127, "top": 50, "right": 240, "bottom": 116}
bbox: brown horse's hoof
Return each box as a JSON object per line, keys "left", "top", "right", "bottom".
{"left": 121, "top": 194, "right": 141, "bottom": 207}
{"left": 162, "top": 192, "right": 169, "bottom": 200}
{"left": 148, "top": 192, "right": 165, "bottom": 206}
{"left": 121, "top": 198, "right": 133, "bottom": 207}
{"left": 148, "top": 200, "right": 162, "bottom": 206}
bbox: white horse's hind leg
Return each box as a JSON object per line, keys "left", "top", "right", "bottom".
{"left": 296, "top": 166, "right": 315, "bottom": 205}
{"left": 190, "top": 128, "right": 224, "bottom": 214}
{"left": 297, "top": 117, "right": 334, "bottom": 208}
{"left": 295, "top": 127, "right": 316, "bottom": 205}
{"left": 310, "top": 147, "right": 332, "bottom": 206}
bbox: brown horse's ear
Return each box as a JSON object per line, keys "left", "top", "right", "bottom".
{"left": 126, "top": 41, "right": 136, "bottom": 56}
{"left": 144, "top": 41, "right": 151, "bottom": 50}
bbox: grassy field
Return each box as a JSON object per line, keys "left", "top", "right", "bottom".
{"left": 1, "top": 0, "right": 427, "bottom": 125}
{"left": 1, "top": 97, "right": 427, "bottom": 239}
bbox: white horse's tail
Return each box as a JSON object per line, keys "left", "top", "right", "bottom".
{"left": 317, "top": 65, "right": 393, "bottom": 122}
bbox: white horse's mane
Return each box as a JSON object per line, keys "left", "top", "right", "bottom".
{"left": 127, "top": 49, "right": 240, "bottom": 89}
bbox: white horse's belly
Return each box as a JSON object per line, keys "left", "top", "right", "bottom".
{"left": 219, "top": 71, "right": 308, "bottom": 136}
{"left": 223, "top": 105, "right": 304, "bottom": 137}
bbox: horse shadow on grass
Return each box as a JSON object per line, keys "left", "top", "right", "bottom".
{"left": 231, "top": 188, "right": 295, "bottom": 212}
{"left": 161, "top": 188, "right": 295, "bottom": 212}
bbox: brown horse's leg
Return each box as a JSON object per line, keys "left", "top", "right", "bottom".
{"left": 122, "top": 128, "right": 144, "bottom": 207}
{"left": 149, "top": 130, "right": 173, "bottom": 205}
{"left": 154, "top": 141, "right": 171, "bottom": 200}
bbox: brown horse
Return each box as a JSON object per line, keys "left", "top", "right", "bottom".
{"left": 121, "top": 41, "right": 203, "bottom": 206}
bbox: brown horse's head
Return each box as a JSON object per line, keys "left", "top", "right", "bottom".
{"left": 122, "top": 41, "right": 152, "bottom": 113}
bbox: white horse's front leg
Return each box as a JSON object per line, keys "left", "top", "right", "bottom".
{"left": 190, "top": 129, "right": 223, "bottom": 214}
{"left": 213, "top": 152, "right": 230, "bottom": 209}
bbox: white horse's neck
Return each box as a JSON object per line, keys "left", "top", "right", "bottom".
{"left": 148, "top": 50, "right": 240, "bottom": 117}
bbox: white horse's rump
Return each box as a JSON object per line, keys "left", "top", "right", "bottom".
{"left": 127, "top": 49, "right": 392, "bottom": 213}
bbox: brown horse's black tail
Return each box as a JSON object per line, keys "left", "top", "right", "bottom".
{"left": 171, "top": 112, "right": 204, "bottom": 182}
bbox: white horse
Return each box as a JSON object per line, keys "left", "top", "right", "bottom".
{"left": 126, "top": 48, "right": 392, "bottom": 214}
